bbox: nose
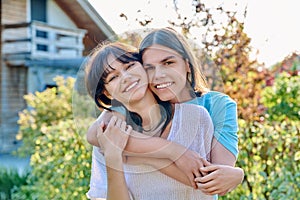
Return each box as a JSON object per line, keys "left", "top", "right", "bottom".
{"left": 120, "top": 70, "right": 132, "bottom": 83}
{"left": 153, "top": 65, "right": 166, "bottom": 80}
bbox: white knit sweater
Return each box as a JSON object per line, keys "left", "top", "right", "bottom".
{"left": 87, "top": 103, "right": 214, "bottom": 200}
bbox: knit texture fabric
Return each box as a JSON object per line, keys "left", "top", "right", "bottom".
{"left": 87, "top": 103, "right": 214, "bottom": 200}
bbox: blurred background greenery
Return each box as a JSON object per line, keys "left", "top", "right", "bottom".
{"left": 1, "top": 0, "right": 299, "bottom": 199}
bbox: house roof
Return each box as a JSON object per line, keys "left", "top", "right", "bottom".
{"left": 54, "top": 0, "right": 116, "bottom": 54}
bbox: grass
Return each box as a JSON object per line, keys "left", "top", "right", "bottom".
{"left": 0, "top": 167, "right": 29, "bottom": 200}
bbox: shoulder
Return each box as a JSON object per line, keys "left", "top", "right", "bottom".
{"left": 178, "top": 102, "right": 207, "bottom": 112}
{"left": 200, "top": 91, "right": 237, "bottom": 107}
{"left": 176, "top": 103, "right": 211, "bottom": 120}
{"left": 203, "top": 91, "right": 233, "bottom": 100}
{"left": 110, "top": 106, "right": 127, "bottom": 116}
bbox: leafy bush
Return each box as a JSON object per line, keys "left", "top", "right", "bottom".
{"left": 17, "top": 77, "right": 75, "bottom": 156}
{"left": 0, "top": 167, "right": 29, "bottom": 200}
{"left": 14, "top": 76, "right": 96, "bottom": 199}
{"left": 261, "top": 72, "right": 300, "bottom": 121}
{"left": 221, "top": 73, "right": 300, "bottom": 199}
{"left": 222, "top": 120, "right": 300, "bottom": 200}
{"left": 13, "top": 120, "right": 92, "bottom": 200}
{"left": 14, "top": 70, "right": 299, "bottom": 199}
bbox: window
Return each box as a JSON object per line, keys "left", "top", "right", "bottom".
{"left": 31, "top": 0, "right": 46, "bottom": 22}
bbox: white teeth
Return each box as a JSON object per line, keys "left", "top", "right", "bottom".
{"left": 156, "top": 82, "right": 172, "bottom": 89}
{"left": 125, "top": 81, "right": 138, "bottom": 92}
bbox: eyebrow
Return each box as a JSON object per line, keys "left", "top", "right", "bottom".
{"left": 161, "top": 55, "right": 176, "bottom": 63}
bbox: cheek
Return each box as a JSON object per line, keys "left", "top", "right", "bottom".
{"left": 176, "top": 66, "right": 189, "bottom": 80}
{"left": 146, "top": 71, "right": 154, "bottom": 82}
{"left": 105, "top": 85, "right": 118, "bottom": 98}
{"left": 137, "top": 69, "right": 149, "bottom": 81}
{"left": 169, "top": 67, "right": 187, "bottom": 80}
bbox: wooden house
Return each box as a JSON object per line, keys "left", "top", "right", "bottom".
{"left": 0, "top": 0, "right": 115, "bottom": 153}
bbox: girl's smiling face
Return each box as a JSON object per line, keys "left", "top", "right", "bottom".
{"left": 142, "top": 44, "right": 193, "bottom": 103}
{"left": 104, "top": 54, "right": 149, "bottom": 106}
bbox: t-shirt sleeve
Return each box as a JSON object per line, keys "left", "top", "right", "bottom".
{"left": 208, "top": 92, "right": 239, "bottom": 158}
{"left": 110, "top": 106, "right": 126, "bottom": 116}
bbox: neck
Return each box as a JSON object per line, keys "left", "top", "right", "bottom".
{"left": 170, "top": 84, "right": 195, "bottom": 103}
{"left": 125, "top": 91, "right": 161, "bottom": 129}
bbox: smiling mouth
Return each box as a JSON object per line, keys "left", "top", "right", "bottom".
{"left": 155, "top": 82, "right": 173, "bottom": 89}
{"left": 124, "top": 81, "right": 139, "bottom": 92}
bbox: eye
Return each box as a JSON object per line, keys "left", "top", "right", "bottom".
{"left": 126, "top": 62, "right": 136, "bottom": 70}
{"left": 144, "top": 64, "right": 155, "bottom": 71}
{"left": 106, "top": 74, "right": 119, "bottom": 83}
{"left": 164, "top": 60, "right": 175, "bottom": 66}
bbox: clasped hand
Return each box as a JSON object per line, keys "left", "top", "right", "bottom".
{"left": 96, "top": 116, "right": 132, "bottom": 158}
{"left": 174, "top": 150, "right": 243, "bottom": 196}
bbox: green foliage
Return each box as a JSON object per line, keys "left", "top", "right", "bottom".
{"left": 17, "top": 77, "right": 75, "bottom": 156}
{"left": 261, "top": 72, "right": 300, "bottom": 121}
{"left": 12, "top": 1, "right": 299, "bottom": 199}
{"left": 14, "top": 76, "right": 95, "bottom": 199}
{"left": 0, "top": 167, "right": 29, "bottom": 200}
{"left": 210, "top": 19, "right": 269, "bottom": 122}
{"left": 13, "top": 120, "right": 92, "bottom": 200}
{"left": 220, "top": 74, "right": 300, "bottom": 199}
{"left": 200, "top": 5, "right": 300, "bottom": 199}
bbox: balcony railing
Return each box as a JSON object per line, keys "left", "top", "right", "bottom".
{"left": 2, "top": 21, "right": 87, "bottom": 60}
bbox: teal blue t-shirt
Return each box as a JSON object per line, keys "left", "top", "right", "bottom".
{"left": 186, "top": 91, "right": 239, "bottom": 158}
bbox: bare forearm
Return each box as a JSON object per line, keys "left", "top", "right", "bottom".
{"left": 159, "top": 168, "right": 191, "bottom": 186}
{"left": 123, "top": 134, "right": 188, "bottom": 161}
{"left": 210, "top": 138, "right": 236, "bottom": 166}
{"left": 105, "top": 153, "right": 130, "bottom": 200}
{"left": 127, "top": 157, "right": 192, "bottom": 187}
{"left": 87, "top": 115, "right": 188, "bottom": 161}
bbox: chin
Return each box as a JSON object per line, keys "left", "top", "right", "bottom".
{"left": 152, "top": 87, "right": 176, "bottom": 101}
{"left": 128, "top": 89, "right": 148, "bottom": 101}
{"left": 156, "top": 93, "right": 175, "bottom": 102}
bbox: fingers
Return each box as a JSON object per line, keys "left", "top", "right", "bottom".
{"left": 187, "top": 174, "right": 197, "bottom": 189}
{"left": 96, "top": 121, "right": 106, "bottom": 147}
{"left": 200, "top": 164, "right": 219, "bottom": 174}
{"left": 192, "top": 156, "right": 206, "bottom": 178}
{"left": 195, "top": 170, "right": 216, "bottom": 183}
{"left": 121, "top": 121, "right": 132, "bottom": 136}
{"left": 195, "top": 157, "right": 206, "bottom": 176}
{"left": 196, "top": 175, "right": 215, "bottom": 186}
{"left": 96, "top": 121, "right": 105, "bottom": 137}
{"left": 99, "top": 121, "right": 105, "bottom": 129}
{"left": 201, "top": 158, "right": 212, "bottom": 167}
{"left": 121, "top": 120, "right": 127, "bottom": 131}
{"left": 125, "top": 125, "right": 132, "bottom": 135}
{"left": 198, "top": 186, "right": 220, "bottom": 195}
{"left": 105, "top": 116, "right": 127, "bottom": 133}
{"left": 193, "top": 170, "right": 202, "bottom": 179}
{"left": 195, "top": 170, "right": 226, "bottom": 195}
{"left": 106, "top": 115, "right": 117, "bottom": 130}
{"left": 196, "top": 181, "right": 220, "bottom": 195}
{"left": 115, "top": 117, "right": 122, "bottom": 127}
